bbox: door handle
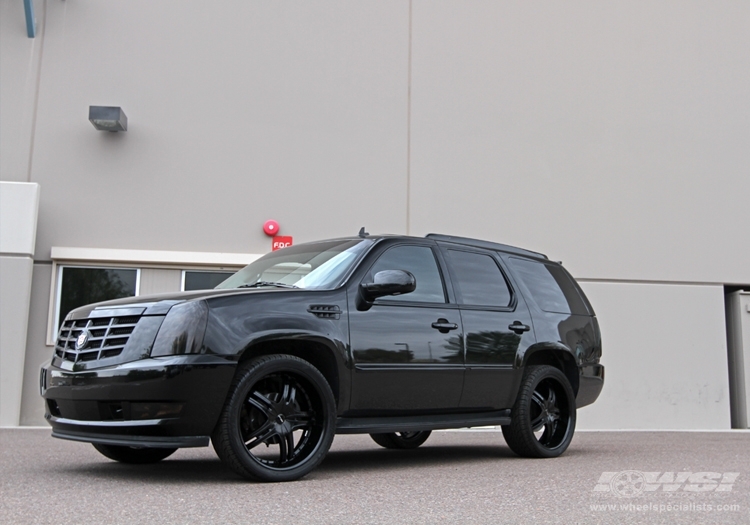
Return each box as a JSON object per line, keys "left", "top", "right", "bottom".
{"left": 508, "top": 321, "right": 531, "bottom": 334}
{"left": 432, "top": 318, "right": 458, "bottom": 333}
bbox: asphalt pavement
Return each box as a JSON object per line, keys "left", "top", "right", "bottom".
{"left": 1, "top": 428, "right": 748, "bottom": 525}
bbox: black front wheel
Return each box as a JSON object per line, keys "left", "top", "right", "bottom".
{"left": 370, "top": 431, "right": 432, "bottom": 450}
{"left": 92, "top": 443, "right": 177, "bottom": 464}
{"left": 502, "top": 365, "right": 576, "bottom": 458}
{"left": 212, "top": 355, "right": 336, "bottom": 482}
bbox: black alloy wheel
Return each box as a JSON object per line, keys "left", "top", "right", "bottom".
{"left": 502, "top": 365, "right": 576, "bottom": 458}
{"left": 92, "top": 443, "right": 177, "bottom": 464}
{"left": 212, "top": 354, "right": 336, "bottom": 482}
{"left": 370, "top": 431, "right": 432, "bottom": 450}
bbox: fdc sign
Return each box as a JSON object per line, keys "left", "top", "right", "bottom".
{"left": 272, "top": 236, "right": 293, "bottom": 251}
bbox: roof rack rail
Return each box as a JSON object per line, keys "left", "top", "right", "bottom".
{"left": 425, "top": 233, "right": 548, "bottom": 259}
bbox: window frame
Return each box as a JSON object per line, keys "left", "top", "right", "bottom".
{"left": 359, "top": 242, "right": 452, "bottom": 307}
{"left": 48, "top": 263, "right": 142, "bottom": 346}
{"left": 507, "top": 255, "right": 582, "bottom": 315}
{"left": 439, "top": 245, "right": 517, "bottom": 312}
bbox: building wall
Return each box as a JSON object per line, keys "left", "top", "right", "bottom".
{"left": 19, "top": 263, "right": 52, "bottom": 426}
{"left": 28, "top": 0, "right": 411, "bottom": 256}
{"left": 2, "top": 1, "right": 748, "bottom": 428}
{"left": 408, "top": 1, "right": 749, "bottom": 285}
{"left": 577, "top": 282, "right": 730, "bottom": 429}
{"left": 0, "top": 182, "right": 40, "bottom": 426}
{"left": 0, "top": 0, "right": 43, "bottom": 184}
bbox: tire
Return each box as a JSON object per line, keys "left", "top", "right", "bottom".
{"left": 370, "top": 431, "right": 432, "bottom": 450}
{"left": 502, "top": 365, "right": 576, "bottom": 458}
{"left": 211, "top": 354, "right": 336, "bottom": 482}
{"left": 92, "top": 443, "right": 177, "bottom": 464}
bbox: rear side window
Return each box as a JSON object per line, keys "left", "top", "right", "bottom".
{"left": 445, "top": 250, "right": 512, "bottom": 307}
{"left": 509, "top": 258, "right": 588, "bottom": 315}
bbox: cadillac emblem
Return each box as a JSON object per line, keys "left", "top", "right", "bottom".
{"left": 74, "top": 330, "right": 90, "bottom": 350}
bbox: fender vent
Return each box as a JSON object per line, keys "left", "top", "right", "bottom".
{"left": 307, "top": 305, "right": 342, "bottom": 320}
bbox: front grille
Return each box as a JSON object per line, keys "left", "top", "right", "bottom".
{"left": 55, "top": 316, "right": 141, "bottom": 363}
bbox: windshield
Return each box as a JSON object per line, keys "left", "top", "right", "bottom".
{"left": 216, "top": 238, "right": 374, "bottom": 290}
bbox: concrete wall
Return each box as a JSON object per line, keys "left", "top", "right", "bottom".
{"left": 577, "top": 282, "right": 730, "bottom": 429}
{"left": 0, "top": 1, "right": 44, "bottom": 184}
{"left": 0, "top": 182, "right": 40, "bottom": 426}
{"left": 27, "top": 0, "right": 411, "bottom": 256}
{"left": 1, "top": 1, "right": 748, "bottom": 428}
{"left": 408, "top": 1, "right": 749, "bottom": 285}
{"left": 19, "top": 263, "right": 52, "bottom": 426}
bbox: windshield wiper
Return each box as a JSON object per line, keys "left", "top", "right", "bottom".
{"left": 238, "top": 281, "right": 300, "bottom": 289}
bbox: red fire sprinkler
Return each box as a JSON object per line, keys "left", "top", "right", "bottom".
{"left": 263, "top": 220, "right": 280, "bottom": 236}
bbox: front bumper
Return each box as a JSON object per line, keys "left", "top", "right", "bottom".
{"left": 40, "top": 355, "right": 237, "bottom": 448}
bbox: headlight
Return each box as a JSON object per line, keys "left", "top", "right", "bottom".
{"left": 150, "top": 301, "right": 209, "bottom": 356}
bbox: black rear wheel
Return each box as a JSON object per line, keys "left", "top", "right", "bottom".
{"left": 212, "top": 354, "right": 336, "bottom": 482}
{"left": 502, "top": 365, "right": 576, "bottom": 458}
{"left": 370, "top": 431, "right": 432, "bottom": 449}
{"left": 92, "top": 443, "right": 177, "bottom": 464}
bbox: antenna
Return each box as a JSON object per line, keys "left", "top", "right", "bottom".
{"left": 358, "top": 227, "right": 369, "bottom": 238}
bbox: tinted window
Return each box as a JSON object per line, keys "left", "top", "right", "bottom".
{"left": 184, "top": 270, "right": 235, "bottom": 291}
{"left": 446, "top": 250, "right": 511, "bottom": 307}
{"left": 58, "top": 267, "right": 138, "bottom": 327}
{"left": 368, "top": 245, "right": 446, "bottom": 303}
{"left": 547, "top": 265, "right": 589, "bottom": 315}
{"left": 509, "top": 258, "right": 588, "bottom": 315}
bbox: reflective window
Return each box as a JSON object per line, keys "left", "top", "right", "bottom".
{"left": 217, "top": 239, "right": 373, "bottom": 290}
{"left": 368, "top": 245, "right": 446, "bottom": 303}
{"left": 446, "top": 250, "right": 511, "bottom": 307}
{"left": 183, "top": 270, "right": 235, "bottom": 291}
{"left": 57, "top": 267, "right": 138, "bottom": 327}
{"left": 509, "top": 258, "right": 586, "bottom": 314}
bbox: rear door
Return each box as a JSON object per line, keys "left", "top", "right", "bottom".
{"left": 439, "top": 245, "right": 536, "bottom": 409}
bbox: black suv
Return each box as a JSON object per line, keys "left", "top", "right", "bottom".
{"left": 41, "top": 233, "right": 604, "bottom": 482}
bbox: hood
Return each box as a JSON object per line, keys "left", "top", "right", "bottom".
{"left": 66, "top": 287, "right": 292, "bottom": 319}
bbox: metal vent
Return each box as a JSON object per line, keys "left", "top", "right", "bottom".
{"left": 55, "top": 316, "right": 140, "bottom": 363}
{"left": 307, "top": 305, "right": 342, "bottom": 320}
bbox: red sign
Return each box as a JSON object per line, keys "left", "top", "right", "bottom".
{"left": 272, "top": 236, "right": 293, "bottom": 251}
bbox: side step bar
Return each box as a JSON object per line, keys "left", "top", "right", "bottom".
{"left": 336, "top": 410, "right": 511, "bottom": 434}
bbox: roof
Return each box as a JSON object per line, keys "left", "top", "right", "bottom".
{"left": 335, "top": 231, "right": 549, "bottom": 260}
{"left": 424, "top": 233, "right": 548, "bottom": 259}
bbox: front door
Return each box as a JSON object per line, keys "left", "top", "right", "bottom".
{"left": 348, "top": 244, "right": 464, "bottom": 413}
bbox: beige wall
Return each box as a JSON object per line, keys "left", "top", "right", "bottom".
{"left": 26, "top": 0, "right": 411, "bottom": 257}
{"left": 7, "top": 1, "right": 748, "bottom": 277}
{"left": 0, "top": 0, "right": 44, "bottom": 184}
{"left": 408, "top": 1, "right": 749, "bottom": 284}
{"left": 577, "top": 282, "right": 731, "bottom": 430}
{"left": 0, "top": 182, "right": 40, "bottom": 426}
{"left": 2, "top": 1, "right": 748, "bottom": 428}
{"left": 19, "top": 263, "right": 52, "bottom": 426}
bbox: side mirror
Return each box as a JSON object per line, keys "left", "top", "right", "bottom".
{"left": 358, "top": 270, "right": 416, "bottom": 309}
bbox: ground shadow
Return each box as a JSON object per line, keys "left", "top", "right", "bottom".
{"left": 318, "top": 443, "right": 517, "bottom": 475}
{"left": 48, "top": 439, "right": 581, "bottom": 484}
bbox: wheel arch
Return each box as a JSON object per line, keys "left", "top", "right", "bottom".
{"left": 521, "top": 345, "right": 579, "bottom": 397}
{"left": 237, "top": 336, "right": 344, "bottom": 409}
